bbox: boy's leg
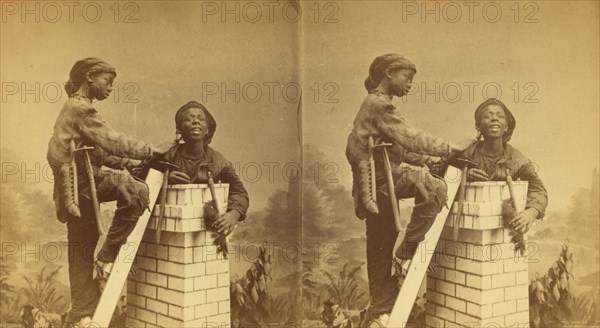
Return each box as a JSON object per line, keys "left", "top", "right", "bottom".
{"left": 65, "top": 199, "right": 100, "bottom": 322}
{"left": 93, "top": 170, "right": 149, "bottom": 263}
{"left": 394, "top": 165, "right": 447, "bottom": 260}
{"left": 365, "top": 197, "right": 399, "bottom": 319}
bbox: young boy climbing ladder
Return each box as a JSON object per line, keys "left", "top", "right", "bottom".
{"left": 345, "top": 54, "right": 472, "bottom": 327}
{"left": 46, "top": 58, "right": 167, "bottom": 325}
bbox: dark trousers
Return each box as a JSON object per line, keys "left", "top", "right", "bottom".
{"left": 65, "top": 169, "right": 148, "bottom": 321}
{"left": 365, "top": 164, "right": 447, "bottom": 317}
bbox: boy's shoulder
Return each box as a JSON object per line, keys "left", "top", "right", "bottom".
{"left": 206, "top": 146, "right": 230, "bottom": 165}
{"left": 63, "top": 97, "right": 96, "bottom": 115}
{"left": 362, "top": 91, "right": 395, "bottom": 112}
{"left": 504, "top": 143, "right": 530, "bottom": 164}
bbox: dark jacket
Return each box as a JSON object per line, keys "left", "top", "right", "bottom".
{"left": 462, "top": 141, "right": 548, "bottom": 219}
{"left": 164, "top": 144, "right": 249, "bottom": 220}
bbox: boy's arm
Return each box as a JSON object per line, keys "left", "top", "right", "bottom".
{"left": 377, "top": 107, "right": 450, "bottom": 157}
{"left": 219, "top": 161, "right": 249, "bottom": 221}
{"left": 516, "top": 161, "right": 548, "bottom": 219}
{"left": 104, "top": 155, "right": 141, "bottom": 171}
{"left": 76, "top": 105, "right": 152, "bottom": 160}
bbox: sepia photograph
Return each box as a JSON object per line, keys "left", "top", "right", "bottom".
{"left": 1, "top": 1, "right": 598, "bottom": 327}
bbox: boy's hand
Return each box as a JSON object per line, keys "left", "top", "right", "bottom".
{"left": 213, "top": 211, "right": 240, "bottom": 236}
{"left": 467, "top": 168, "right": 489, "bottom": 181}
{"left": 510, "top": 208, "right": 539, "bottom": 234}
{"left": 169, "top": 171, "right": 191, "bottom": 184}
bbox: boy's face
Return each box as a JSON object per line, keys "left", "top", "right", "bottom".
{"left": 89, "top": 72, "right": 115, "bottom": 101}
{"left": 477, "top": 104, "right": 508, "bottom": 139}
{"left": 389, "top": 68, "right": 415, "bottom": 97}
{"left": 179, "top": 107, "right": 209, "bottom": 143}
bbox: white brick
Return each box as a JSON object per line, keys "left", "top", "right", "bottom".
{"left": 156, "top": 314, "right": 182, "bottom": 327}
{"left": 217, "top": 273, "right": 230, "bottom": 287}
{"left": 427, "top": 291, "right": 445, "bottom": 306}
{"left": 491, "top": 272, "right": 516, "bottom": 288}
{"left": 183, "top": 290, "right": 207, "bottom": 306}
{"left": 466, "top": 302, "right": 480, "bottom": 318}
{"left": 170, "top": 205, "right": 195, "bottom": 219}
{"left": 168, "top": 246, "right": 192, "bottom": 264}
{"left": 168, "top": 276, "right": 194, "bottom": 292}
{"left": 136, "top": 257, "right": 157, "bottom": 272}
{"left": 168, "top": 304, "right": 183, "bottom": 319}
{"left": 146, "top": 244, "right": 169, "bottom": 260}
{"left": 516, "top": 271, "right": 529, "bottom": 285}
{"left": 136, "top": 283, "right": 157, "bottom": 299}
{"left": 445, "top": 269, "right": 465, "bottom": 285}
{"left": 504, "top": 258, "right": 528, "bottom": 273}
{"left": 194, "top": 275, "right": 218, "bottom": 291}
{"left": 492, "top": 300, "right": 516, "bottom": 317}
{"left": 218, "top": 300, "right": 230, "bottom": 314}
{"left": 455, "top": 311, "right": 480, "bottom": 326}
{"left": 517, "top": 298, "right": 529, "bottom": 312}
{"left": 445, "top": 296, "right": 466, "bottom": 312}
{"left": 435, "top": 305, "right": 455, "bottom": 322}
{"left": 505, "top": 311, "right": 530, "bottom": 326}
{"left": 146, "top": 299, "right": 168, "bottom": 315}
{"left": 157, "top": 260, "right": 206, "bottom": 278}
{"left": 136, "top": 308, "right": 157, "bottom": 324}
{"left": 456, "top": 259, "right": 504, "bottom": 276}
{"left": 456, "top": 285, "right": 504, "bottom": 305}
{"left": 127, "top": 281, "right": 136, "bottom": 293}
{"left": 130, "top": 270, "right": 145, "bottom": 283}
{"left": 206, "top": 287, "right": 229, "bottom": 303}
{"left": 436, "top": 280, "right": 455, "bottom": 296}
{"left": 145, "top": 272, "right": 168, "bottom": 288}
{"left": 128, "top": 294, "right": 146, "bottom": 308}
{"left": 157, "top": 287, "right": 184, "bottom": 307}
{"left": 206, "top": 259, "right": 229, "bottom": 275}
{"left": 126, "top": 305, "right": 137, "bottom": 320}
{"left": 195, "top": 302, "right": 219, "bottom": 318}
{"left": 505, "top": 285, "right": 529, "bottom": 301}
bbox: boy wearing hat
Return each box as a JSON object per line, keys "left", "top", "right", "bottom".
{"left": 47, "top": 57, "right": 165, "bottom": 324}
{"left": 346, "top": 54, "right": 471, "bottom": 326}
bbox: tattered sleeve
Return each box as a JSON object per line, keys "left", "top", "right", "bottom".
{"left": 376, "top": 106, "right": 450, "bottom": 157}
{"left": 76, "top": 105, "right": 151, "bottom": 160}
{"left": 516, "top": 161, "right": 548, "bottom": 219}
{"left": 219, "top": 161, "right": 249, "bottom": 221}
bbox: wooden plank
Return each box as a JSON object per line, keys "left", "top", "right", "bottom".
{"left": 387, "top": 166, "right": 462, "bottom": 328}
{"left": 91, "top": 168, "right": 164, "bottom": 327}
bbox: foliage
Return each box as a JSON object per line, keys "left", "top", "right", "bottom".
{"left": 231, "top": 243, "right": 300, "bottom": 327}
{"left": 529, "top": 240, "right": 600, "bottom": 327}
{"left": 21, "top": 265, "right": 68, "bottom": 314}
{"left": 323, "top": 263, "right": 368, "bottom": 310}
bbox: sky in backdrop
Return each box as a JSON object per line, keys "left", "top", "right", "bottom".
{"left": 1, "top": 0, "right": 598, "bottom": 222}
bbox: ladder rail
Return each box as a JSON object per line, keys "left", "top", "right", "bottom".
{"left": 387, "top": 166, "right": 462, "bottom": 328}
{"left": 91, "top": 169, "right": 164, "bottom": 327}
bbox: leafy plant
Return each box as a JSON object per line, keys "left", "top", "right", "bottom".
{"left": 529, "top": 240, "right": 600, "bottom": 327}
{"left": 21, "top": 265, "right": 68, "bottom": 314}
{"left": 231, "top": 243, "right": 300, "bottom": 327}
{"left": 323, "top": 263, "right": 367, "bottom": 310}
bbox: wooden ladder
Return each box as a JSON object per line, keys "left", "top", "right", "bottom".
{"left": 91, "top": 169, "right": 164, "bottom": 327}
{"left": 387, "top": 165, "right": 462, "bottom": 327}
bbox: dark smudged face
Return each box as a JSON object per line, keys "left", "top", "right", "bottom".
{"left": 478, "top": 104, "right": 508, "bottom": 140}
{"left": 179, "top": 107, "right": 208, "bottom": 143}
{"left": 389, "top": 68, "right": 415, "bottom": 97}
{"left": 90, "top": 72, "right": 115, "bottom": 101}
